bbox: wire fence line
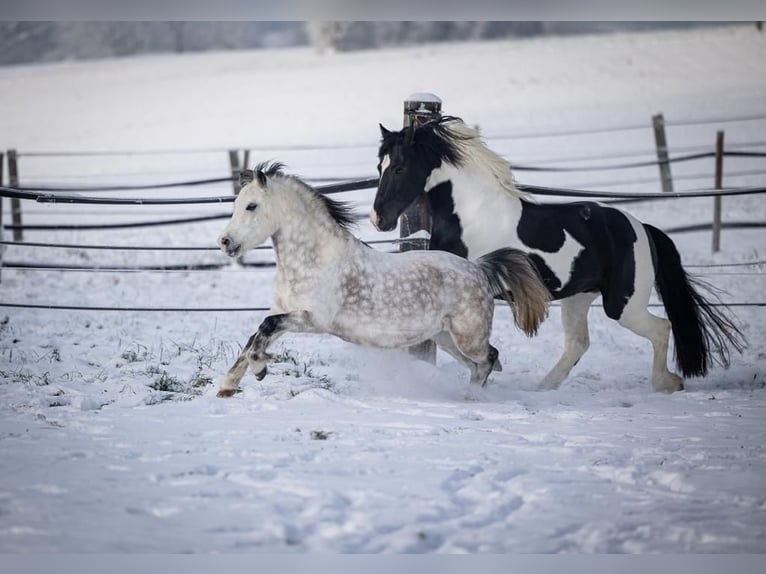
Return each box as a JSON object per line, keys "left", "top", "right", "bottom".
{"left": 0, "top": 237, "right": 413, "bottom": 252}
{"left": 2, "top": 221, "right": 763, "bottom": 264}
{"left": 11, "top": 167, "right": 766, "bottom": 206}
{"left": 3, "top": 183, "right": 766, "bottom": 210}
{"left": 15, "top": 140, "right": 766, "bottom": 185}
{"left": 1, "top": 301, "right": 763, "bottom": 313}
{"left": 5, "top": 150, "right": 765, "bottom": 193}
{"left": 3, "top": 264, "right": 764, "bottom": 277}
{"left": 13, "top": 112, "right": 766, "bottom": 159}
{"left": 481, "top": 113, "right": 766, "bottom": 141}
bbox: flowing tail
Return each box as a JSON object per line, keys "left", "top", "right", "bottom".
{"left": 644, "top": 224, "right": 745, "bottom": 377}
{"left": 477, "top": 247, "right": 551, "bottom": 337}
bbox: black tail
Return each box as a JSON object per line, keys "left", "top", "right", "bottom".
{"left": 644, "top": 224, "right": 745, "bottom": 377}
{"left": 476, "top": 247, "right": 551, "bottom": 337}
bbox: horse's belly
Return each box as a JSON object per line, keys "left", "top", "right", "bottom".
{"left": 330, "top": 312, "right": 443, "bottom": 349}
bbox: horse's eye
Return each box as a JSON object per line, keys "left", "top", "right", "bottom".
{"left": 394, "top": 166, "right": 404, "bottom": 175}
{"left": 245, "top": 203, "right": 258, "bottom": 212}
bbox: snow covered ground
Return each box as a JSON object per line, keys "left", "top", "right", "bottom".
{"left": 0, "top": 25, "right": 765, "bottom": 553}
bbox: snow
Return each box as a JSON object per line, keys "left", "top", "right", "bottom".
{"left": 1, "top": 25, "right": 766, "bottom": 553}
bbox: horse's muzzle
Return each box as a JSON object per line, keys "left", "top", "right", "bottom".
{"left": 219, "top": 235, "right": 242, "bottom": 257}
{"left": 370, "top": 209, "right": 396, "bottom": 232}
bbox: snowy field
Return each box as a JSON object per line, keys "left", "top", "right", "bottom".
{"left": 0, "top": 25, "right": 765, "bottom": 553}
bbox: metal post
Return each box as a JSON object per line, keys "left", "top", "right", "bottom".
{"left": 652, "top": 114, "right": 674, "bottom": 193}
{"left": 400, "top": 93, "right": 442, "bottom": 364}
{"left": 712, "top": 130, "right": 724, "bottom": 253}
{"left": 7, "top": 149, "right": 22, "bottom": 241}
{"left": 0, "top": 151, "right": 4, "bottom": 283}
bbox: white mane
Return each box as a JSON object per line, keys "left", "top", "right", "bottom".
{"left": 442, "top": 120, "right": 531, "bottom": 201}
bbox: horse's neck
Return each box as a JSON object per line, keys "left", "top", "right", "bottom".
{"left": 426, "top": 162, "right": 524, "bottom": 256}
{"left": 270, "top": 193, "right": 349, "bottom": 277}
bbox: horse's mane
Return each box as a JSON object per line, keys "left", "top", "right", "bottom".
{"left": 423, "top": 117, "right": 529, "bottom": 201}
{"left": 255, "top": 161, "right": 358, "bottom": 231}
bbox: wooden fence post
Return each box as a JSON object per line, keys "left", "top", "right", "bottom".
{"left": 712, "top": 130, "right": 724, "bottom": 253}
{"left": 227, "top": 149, "right": 247, "bottom": 264}
{"left": 652, "top": 114, "right": 674, "bottom": 193}
{"left": 228, "top": 149, "right": 242, "bottom": 195}
{"left": 400, "top": 93, "right": 442, "bottom": 364}
{"left": 242, "top": 150, "right": 250, "bottom": 175}
{"left": 7, "top": 149, "right": 22, "bottom": 241}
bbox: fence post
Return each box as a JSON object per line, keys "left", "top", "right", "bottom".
{"left": 7, "top": 149, "right": 22, "bottom": 241}
{"left": 712, "top": 130, "right": 724, "bottom": 253}
{"left": 652, "top": 114, "right": 674, "bottom": 193}
{"left": 228, "top": 149, "right": 242, "bottom": 195}
{"left": 401, "top": 93, "right": 441, "bottom": 364}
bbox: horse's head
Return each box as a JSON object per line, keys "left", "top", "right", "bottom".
{"left": 371, "top": 119, "right": 467, "bottom": 232}
{"left": 218, "top": 163, "right": 283, "bottom": 257}
{"left": 371, "top": 123, "right": 443, "bottom": 232}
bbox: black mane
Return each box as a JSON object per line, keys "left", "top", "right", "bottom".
{"left": 378, "top": 115, "right": 468, "bottom": 167}
{"left": 255, "top": 161, "right": 358, "bottom": 231}
{"left": 255, "top": 160, "right": 287, "bottom": 178}
{"left": 314, "top": 192, "right": 359, "bottom": 231}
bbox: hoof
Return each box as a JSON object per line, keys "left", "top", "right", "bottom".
{"left": 216, "top": 388, "right": 239, "bottom": 398}
{"left": 653, "top": 373, "right": 684, "bottom": 393}
{"left": 537, "top": 380, "right": 561, "bottom": 391}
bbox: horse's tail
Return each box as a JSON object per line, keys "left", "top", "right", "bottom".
{"left": 643, "top": 223, "right": 745, "bottom": 377}
{"left": 477, "top": 247, "right": 551, "bottom": 337}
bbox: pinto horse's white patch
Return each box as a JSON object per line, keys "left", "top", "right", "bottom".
{"left": 379, "top": 154, "right": 391, "bottom": 177}
{"left": 526, "top": 230, "right": 584, "bottom": 290}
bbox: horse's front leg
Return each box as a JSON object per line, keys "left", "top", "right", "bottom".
{"left": 247, "top": 311, "right": 322, "bottom": 375}
{"left": 217, "top": 311, "right": 321, "bottom": 398}
{"left": 217, "top": 332, "right": 257, "bottom": 398}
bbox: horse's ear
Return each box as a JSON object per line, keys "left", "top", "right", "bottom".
{"left": 239, "top": 169, "right": 254, "bottom": 187}
{"left": 256, "top": 169, "right": 268, "bottom": 188}
{"left": 379, "top": 123, "right": 392, "bottom": 138}
{"left": 405, "top": 124, "right": 415, "bottom": 146}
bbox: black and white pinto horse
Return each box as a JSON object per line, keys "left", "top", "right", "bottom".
{"left": 216, "top": 162, "right": 550, "bottom": 397}
{"left": 371, "top": 117, "right": 744, "bottom": 392}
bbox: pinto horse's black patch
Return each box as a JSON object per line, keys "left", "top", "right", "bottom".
{"left": 515, "top": 200, "right": 638, "bottom": 315}
{"left": 427, "top": 180, "right": 468, "bottom": 259}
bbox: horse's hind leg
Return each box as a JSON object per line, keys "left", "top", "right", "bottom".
{"left": 539, "top": 291, "right": 598, "bottom": 390}
{"left": 433, "top": 331, "right": 478, "bottom": 380}
{"left": 443, "top": 319, "right": 499, "bottom": 387}
{"left": 617, "top": 304, "right": 683, "bottom": 393}
{"left": 217, "top": 332, "right": 257, "bottom": 398}
{"left": 607, "top": 229, "right": 683, "bottom": 393}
